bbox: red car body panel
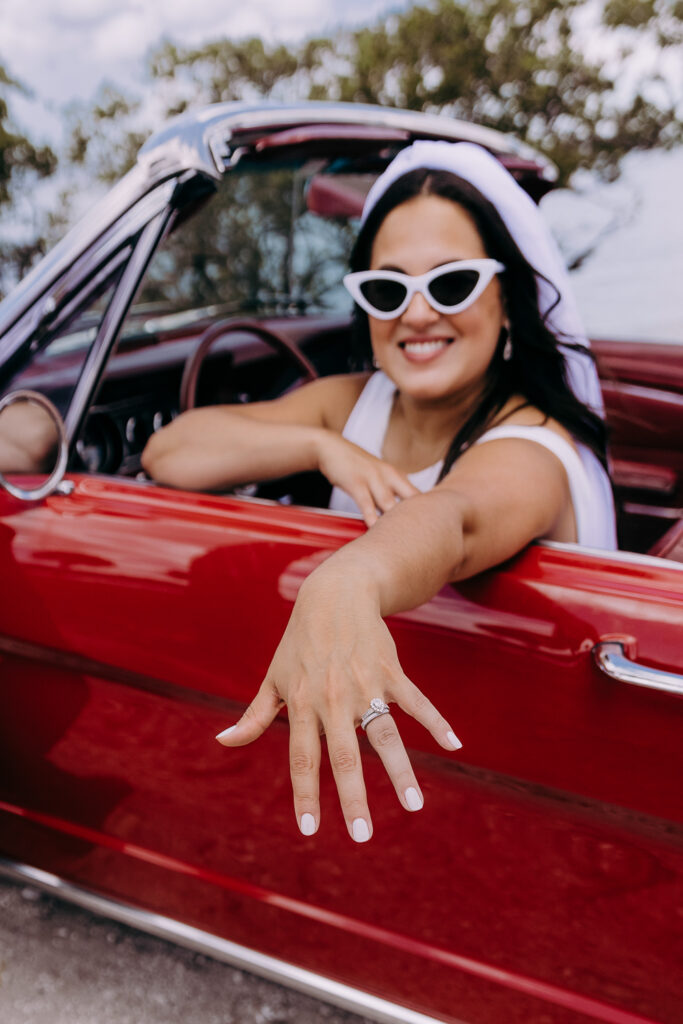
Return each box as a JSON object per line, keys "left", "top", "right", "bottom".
{"left": 1, "top": 476, "right": 681, "bottom": 1024}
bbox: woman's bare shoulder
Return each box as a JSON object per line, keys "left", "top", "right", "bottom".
{"left": 488, "top": 397, "right": 578, "bottom": 449}
{"left": 236, "top": 372, "right": 370, "bottom": 432}
{"left": 314, "top": 373, "right": 371, "bottom": 431}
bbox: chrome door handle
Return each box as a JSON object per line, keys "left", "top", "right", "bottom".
{"left": 593, "top": 641, "right": 683, "bottom": 697}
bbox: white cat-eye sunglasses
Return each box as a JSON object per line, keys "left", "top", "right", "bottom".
{"left": 343, "top": 258, "right": 505, "bottom": 320}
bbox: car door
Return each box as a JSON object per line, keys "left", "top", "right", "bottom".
{"left": 1, "top": 473, "right": 681, "bottom": 1024}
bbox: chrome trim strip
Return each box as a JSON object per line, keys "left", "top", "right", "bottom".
{"left": 622, "top": 502, "right": 682, "bottom": 520}
{"left": 0, "top": 858, "right": 456, "bottom": 1024}
{"left": 0, "top": 175, "right": 174, "bottom": 345}
{"left": 138, "top": 101, "right": 550, "bottom": 185}
{"left": 607, "top": 380, "right": 683, "bottom": 410}
{"left": 593, "top": 641, "right": 683, "bottom": 697}
{"left": 539, "top": 539, "right": 683, "bottom": 572}
{"left": 64, "top": 209, "right": 173, "bottom": 446}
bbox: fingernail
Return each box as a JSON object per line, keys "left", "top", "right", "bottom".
{"left": 404, "top": 787, "right": 423, "bottom": 811}
{"left": 300, "top": 813, "right": 317, "bottom": 836}
{"left": 352, "top": 818, "right": 370, "bottom": 843}
{"left": 447, "top": 730, "right": 463, "bottom": 750}
{"left": 215, "top": 725, "right": 237, "bottom": 743}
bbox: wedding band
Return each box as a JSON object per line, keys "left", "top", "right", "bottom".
{"left": 360, "top": 698, "right": 391, "bottom": 731}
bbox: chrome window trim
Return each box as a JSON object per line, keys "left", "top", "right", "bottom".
{"left": 0, "top": 857, "right": 455, "bottom": 1024}
{"left": 137, "top": 100, "right": 554, "bottom": 184}
{"left": 0, "top": 180, "right": 178, "bottom": 349}
{"left": 64, "top": 208, "right": 175, "bottom": 446}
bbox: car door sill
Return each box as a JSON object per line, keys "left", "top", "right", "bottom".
{"left": 0, "top": 856, "right": 454, "bottom": 1024}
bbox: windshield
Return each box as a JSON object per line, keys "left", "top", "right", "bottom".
{"left": 129, "top": 158, "right": 373, "bottom": 326}
{"left": 32, "top": 144, "right": 682, "bottom": 356}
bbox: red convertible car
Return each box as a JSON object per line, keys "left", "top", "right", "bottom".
{"left": 0, "top": 103, "right": 681, "bottom": 1024}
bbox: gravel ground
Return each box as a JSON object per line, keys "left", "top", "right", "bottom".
{"left": 0, "top": 877, "right": 374, "bottom": 1024}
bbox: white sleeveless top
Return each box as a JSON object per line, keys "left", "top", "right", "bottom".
{"left": 328, "top": 372, "right": 617, "bottom": 550}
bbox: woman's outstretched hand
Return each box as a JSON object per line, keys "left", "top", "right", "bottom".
{"left": 316, "top": 432, "right": 419, "bottom": 527}
{"left": 215, "top": 568, "right": 462, "bottom": 841}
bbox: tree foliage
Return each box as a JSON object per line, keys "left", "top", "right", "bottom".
{"left": 3, "top": 0, "right": 682, "bottom": 296}
{"left": 64, "top": 82, "right": 145, "bottom": 183}
{"left": 0, "top": 66, "right": 57, "bottom": 207}
{"left": 133, "top": 0, "right": 683, "bottom": 183}
{"left": 0, "top": 63, "right": 58, "bottom": 295}
{"left": 34, "top": 0, "right": 683, "bottom": 189}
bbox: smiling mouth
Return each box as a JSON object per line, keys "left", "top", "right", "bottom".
{"left": 399, "top": 338, "right": 453, "bottom": 360}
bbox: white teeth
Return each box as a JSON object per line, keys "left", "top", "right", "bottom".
{"left": 403, "top": 340, "right": 447, "bottom": 355}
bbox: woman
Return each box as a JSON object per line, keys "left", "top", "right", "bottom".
{"left": 142, "top": 141, "right": 616, "bottom": 842}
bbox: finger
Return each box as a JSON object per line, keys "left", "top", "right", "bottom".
{"left": 388, "top": 471, "right": 420, "bottom": 500}
{"left": 352, "top": 485, "right": 379, "bottom": 527}
{"left": 395, "top": 677, "right": 463, "bottom": 751}
{"left": 326, "top": 726, "right": 372, "bottom": 842}
{"left": 216, "top": 677, "right": 284, "bottom": 746}
{"left": 364, "top": 714, "right": 423, "bottom": 812}
{"left": 370, "top": 478, "right": 401, "bottom": 515}
{"left": 289, "top": 712, "right": 321, "bottom": 836}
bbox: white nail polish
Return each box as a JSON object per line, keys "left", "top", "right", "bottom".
{"left": 447, "top": 730, "right": 463, "bottom": 750}
{"left": 352, "top": 818, "right": 370, "bottom": 843}
{"left": 215, "top": 725, "right": 237, "bottom": 742}
{"left": 300, "top": 813, "right": 317, "bottom": 836}
{"left": 405, "top": 787, "right": 423, "bottom": 811}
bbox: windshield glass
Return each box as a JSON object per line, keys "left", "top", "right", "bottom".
{"left": 40, "top": 144, "right": 681, "bottom": 353}
{"left": 130, "top": 146, "right": 682, "bottom": 346}
{"left": 130, "top": 158, "right": 375, "bottom": 326}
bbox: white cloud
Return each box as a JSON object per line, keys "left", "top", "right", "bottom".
{"left": 1, "top": 0, "right": 401, "bottom": 140}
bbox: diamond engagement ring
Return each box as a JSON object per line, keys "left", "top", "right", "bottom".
{"left": 360, "top": 698, "right": 391, "bottom": 731}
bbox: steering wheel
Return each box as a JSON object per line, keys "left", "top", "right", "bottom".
{"left": 180, "top": 317, "right": 318, "bottom": 412}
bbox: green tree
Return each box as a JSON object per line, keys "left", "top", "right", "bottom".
{"left": 298, "top": 0, "right": 683, "bottom": 182}
{"left": 0, "top": 63, "right": 58, "bottom": 295}
{"left": 119, "top": 0, "right": 681, "bottom": 184}
{"left": 7, "top": 0, "right": 682, "bottom": 297}
{"left": 64, "top": 82, "right": 145, "bottom": 183}
{"left": 62, "top": 0, "right": 682, "bottom": 189}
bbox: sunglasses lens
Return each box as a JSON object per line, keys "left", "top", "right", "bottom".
{"left": 428, "top": 269, "right": 480, "bottom": 308}
{"left": 360, "top": 278, "right": 408, "bottom": 313}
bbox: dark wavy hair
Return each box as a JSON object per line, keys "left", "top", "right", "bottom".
{"left": 349, "top": 168, "right": 609, "bottom": 476}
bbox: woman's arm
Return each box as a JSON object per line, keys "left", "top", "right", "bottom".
{"left": 141, "top": 405, "right": 325, "bottom": 491}
{"left": 141, "top": 374, "right": 418, "bottom": 524}
{"left": 141, "top": 374, "right": 347, "bottom": 489}
{"left": 217, "top": 434, "right": 572, "bottom": 841}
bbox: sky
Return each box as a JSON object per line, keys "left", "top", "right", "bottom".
{"left": 2, "top": 0, "right": 408, "bottom": 142}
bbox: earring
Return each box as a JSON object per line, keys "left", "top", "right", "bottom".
{"left": 372, "top": 355, "right": 380, "bottom": 369}
{"left": 501, "top": 327, "right": 512, "bottom": 362}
